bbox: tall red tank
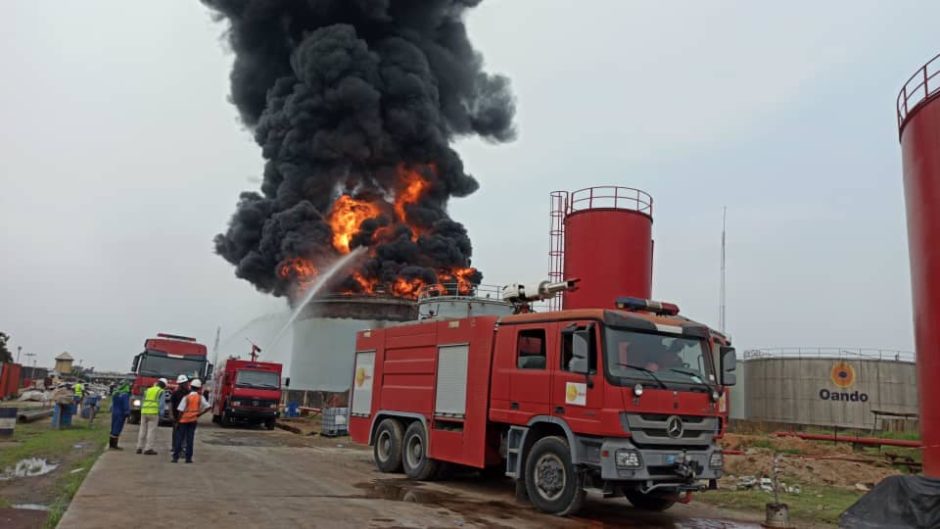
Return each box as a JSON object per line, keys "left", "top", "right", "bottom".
{"left": 897, "top": 53, "right": 940, "bottom": 477}
{"left": 549, "top": 186, "right": 653, "bottom": 310}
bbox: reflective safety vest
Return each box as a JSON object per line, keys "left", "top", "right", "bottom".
{"left": 142, "top": 386, "right": 163, "bottom": 416}
{"left": 179, "top": 392, "right": 201, "bottom": 423}
{"left": 73, "top": 383, "right": 84, "bottom": 396}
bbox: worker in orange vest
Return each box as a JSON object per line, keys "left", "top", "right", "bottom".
{"left": 172, "top": 378, "right": 210, "bottom": 463}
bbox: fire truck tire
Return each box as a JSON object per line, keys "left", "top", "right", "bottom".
{"left": 264, "top": 418, "right": 276, "bottom": 430}
{"left": 623, "top": 489, "right": 677, "bottom": 511}
{"left": 373, "top": 419, "right": 404, "bottom": 473}
{"left": 128, "top": 412, "right": 140, "bottom": 425}
{"left": 211, "top": 414, "right": 220, "bottom": 424}
{"left": 402, "top": 421, "right": 439, "bottom": 480}
{"left": 524, "top": 436, "right": 584, "bottom": 516}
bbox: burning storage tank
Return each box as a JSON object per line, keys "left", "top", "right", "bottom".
{"left": 289, "top": 285, "right": 512, "bottom": 393}
{"left": 290, "top": 296, "right": 417, "bottom": 392}
{"left": 549, "top": 186, "right": 654, "bottom": 310}
{"left": 897, "top": 53, "right": 940, "bottom": 476}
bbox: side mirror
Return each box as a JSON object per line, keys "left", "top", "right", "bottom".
{"left": 569, "top": 329, "right": 591, "bottom": 374}
{"left": 720, "top": 346, "right": 737, "bottom": 386}
{"left": 130, "top": 354, "right": 140, "bottom": 373}
{"left": 284, "top": 377, "right": 291, "bottom": 388}
{"left": 205, "top": 364, "right": 214, "bottom": 379}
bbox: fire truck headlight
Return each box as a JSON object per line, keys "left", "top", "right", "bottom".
{"left": 709, "top": 452, "right": 723, "bottom": 469}
{"left": 132, "top": 399, "right": 141, "bottom": 407}
{"left": 615, "top": 449, "right": 642, "bottom": 469}
{"left": 633, "top": 384, "right": 644, "bottom": 397}
{"left": 710, "top": 389, "right": 720, "bottom": 402}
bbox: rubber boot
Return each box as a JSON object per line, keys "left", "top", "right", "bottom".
{"left": 109, "top": 435, "right": 123, "bottom": 450}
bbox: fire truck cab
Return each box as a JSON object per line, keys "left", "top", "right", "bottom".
{"left": 349, "top": 297, "right": 736, "bottom": 516}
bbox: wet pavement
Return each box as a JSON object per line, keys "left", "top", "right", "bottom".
{"left": 59, "top": 420, "right": 763, "bottom": 529}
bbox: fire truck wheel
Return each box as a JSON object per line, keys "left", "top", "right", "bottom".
{"left": 264, "top": 418, "right": 276, "bottom": 430}
{"left": 374, "top": 419, "right": 404, "bottom": 473}
{"left": 402, "top": 421, "right": 439, "bottom": 480}
{"left": 524, "top": 436, "right": 584, "bottom": 516}
{"left": 623, "top": 489, "right": 677, "bottom": 511}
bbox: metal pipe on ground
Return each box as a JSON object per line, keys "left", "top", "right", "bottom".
{"left": 773, "top": 431, "right": 922, "bottom": 448}
{"left": 17, "top": 409, "right": 53, "bottom": 423}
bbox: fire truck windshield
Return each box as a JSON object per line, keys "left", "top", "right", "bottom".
{"left": 604, "top": 328, "right": 714, "bottom": 391}
{"left": 235, "top": 370, "right": 279, "bottom": 389}
{"left": 138, "top": 351, "right": 206, "bottom": 380}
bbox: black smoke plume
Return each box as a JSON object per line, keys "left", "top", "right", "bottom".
{"left": 203, "top": 0, "right": 515, "bottom": 300}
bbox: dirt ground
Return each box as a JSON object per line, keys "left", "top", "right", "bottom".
{"left": 720, "top": 433, "right": 903, "bottom": 490}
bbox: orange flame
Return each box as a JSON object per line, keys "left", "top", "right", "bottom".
{"left": 351, "top": 272, "right": 377, "bottom": 295}
{"left": 328, "top": 195, "right": 381, "bottom": 254}
{"left": 277, "top": 257, "right": 318, "bottom": 289}
{"left": 390, "top": 277, "right": 426, "bottom": 298}
{"left": 438, "top": 267, "right": 477, "bottom": 295}
{"left": 393, "top": 165, "right": 430, "bottom": 222}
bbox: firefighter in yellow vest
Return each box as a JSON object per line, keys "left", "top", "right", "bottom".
{"left": 172, "top": 379, "right": 210, "bottom": 463}
{"left": 135, "top": 378, "right": 167, "bottom": 455}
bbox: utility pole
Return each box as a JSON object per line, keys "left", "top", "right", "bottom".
{"left": 719, "top": 206, "right": 727, "bottom": 334}
{"left": 16, "top": 346, "right": 21, "bottom": 363}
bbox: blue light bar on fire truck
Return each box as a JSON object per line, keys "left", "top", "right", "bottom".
{"left": 615, "top": 297, "right": 680, "bottom": 316}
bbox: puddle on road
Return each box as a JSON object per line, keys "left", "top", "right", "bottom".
{"left": 13, "top": 504, "right": 51, "bottom": 511}
{"left": 0, "top": 458, "right": 58, "bottom": 480}
{"left": 354, "top": 479, "right": 759, "bottom": 529}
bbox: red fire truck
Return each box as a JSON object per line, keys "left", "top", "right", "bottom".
{"left": 349, "top": 282, "right": 736, "bottom": 516}
{"left": 211, "top": 346, "right": 284, "bottom": 430}
{"left": 128, "top": 333, "right": 212, "bottom": 425}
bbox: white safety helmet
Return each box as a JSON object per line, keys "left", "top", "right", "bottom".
{"left": 176, "top": 374, "right": 189, "bottom": 384}
{"left": 190, "top": 379, "right": 203, "bottom": 388}
{"left": 158, "top": 378, "right": 169, "bottom": 386}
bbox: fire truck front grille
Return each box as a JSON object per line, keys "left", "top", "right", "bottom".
{"left": 621, "top": 413, "right": 718, "bottom": 447}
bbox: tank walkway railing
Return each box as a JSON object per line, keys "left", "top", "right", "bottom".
{"left": 743, "top": 347, "right": 915, "bottom": 363}
{"left": 567, "top": 186, "right": 653, "bottom": 215}
{"left": 897, "top": 52, "right": 940, "bottom": 133}
{"left": 416, "top": 282, "right": 505, "bottom": 302}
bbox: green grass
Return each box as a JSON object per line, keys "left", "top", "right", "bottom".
{"left": 1, "top": 402, "right": 109, "bottom": 528}
{"left": 43, "top": 447, "right": 105, "bottom": 529}
{"left": 699, "top": 483, "right": 862, "bottom": 525}
{"left": 740, "top": 437, "right": 803, "bottom": 455}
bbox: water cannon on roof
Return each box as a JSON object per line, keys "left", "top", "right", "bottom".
{"left": 502, "top": 279, "right": 579, "bottom": 313}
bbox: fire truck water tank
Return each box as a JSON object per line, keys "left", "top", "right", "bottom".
{"left": 898, "top": 53, "right": 940, "bottom": 476}
{"left": 557, "top": 187, "right": 653, "bottom": 310}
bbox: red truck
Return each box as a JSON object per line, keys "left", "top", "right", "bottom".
{"left": 210, "top": 347, "right": 284, "bottom": 430}
{"left": 349, "top": 287, "right": 736, "bottom": 516}
{"left": 128, "top": 333, "right": 212, "bottom": 424}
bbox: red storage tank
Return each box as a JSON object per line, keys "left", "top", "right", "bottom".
{"left": 549, "top": 186, "right": 653, "bottom": 310}
{"left": 897, "top": 53, "right": 940, "bottom": 477}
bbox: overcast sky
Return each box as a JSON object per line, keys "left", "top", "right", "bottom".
{"left": 1, "top": 1, "right": 935, "bottom": 372}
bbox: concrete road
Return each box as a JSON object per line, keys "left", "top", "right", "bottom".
{"left": 58, "top": 420, "right": 761, "bottom": 529}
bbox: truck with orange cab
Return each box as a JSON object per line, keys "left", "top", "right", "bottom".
{"left": 210, "top": 345, "right": 284, "bottom": 430}
{"left": 349, "top": 281, "right": 736, "bottom": 516}
{"left": 128, "top": 333, "right": 212, "bottom": 425}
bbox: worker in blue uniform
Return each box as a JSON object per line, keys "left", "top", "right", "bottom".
{"left": 109, "top": 380, "right": 131, "bottom": 450}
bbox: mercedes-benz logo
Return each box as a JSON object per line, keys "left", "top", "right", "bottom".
{"left": 665, "top": 415, "right": 684, "bottom": 439}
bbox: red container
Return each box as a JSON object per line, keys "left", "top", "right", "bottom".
{"left": 898, "top": 53, "right": 940, "bottom": 476}
{"left": 551, "top": 187, "right": 653, "bottom": 310}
